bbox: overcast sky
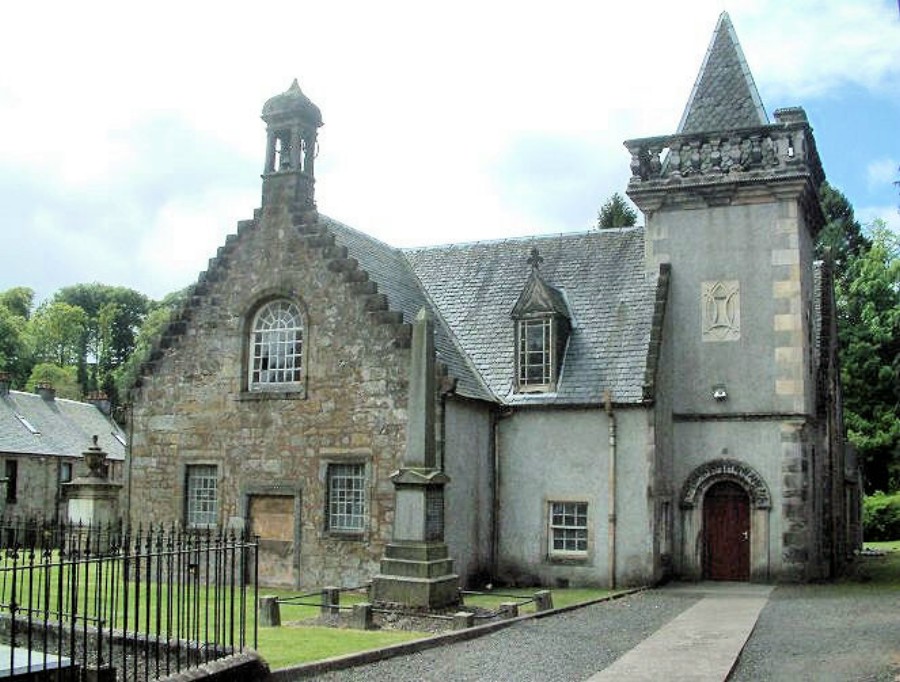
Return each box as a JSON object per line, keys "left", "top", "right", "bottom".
{"left": 1, "top": 0, "right": 898, "bottom": 304}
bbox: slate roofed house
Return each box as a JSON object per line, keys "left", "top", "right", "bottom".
{"left": 127, "top": 13, "right": 859, "bottom": 590}
{"left": 0, "top": 374, "right": 126, "bottom": 520}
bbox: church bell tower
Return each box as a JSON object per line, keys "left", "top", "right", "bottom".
{"left": 260, "top": 79, "right": 323, "bottom": 211}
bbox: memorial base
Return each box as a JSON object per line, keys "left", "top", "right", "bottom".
{"left": 371, "top": 542, "right": 459, "bottom": 609}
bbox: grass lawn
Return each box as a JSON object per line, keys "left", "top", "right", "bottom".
{"left": 857, "top": 539, "right": 900, "bottom": 587}
{"left": 255, "top": 586, "right": 615, "bottom": 670}
{"left": 460, "top": 587, "right": 613, "bottom": 613}
{"left": 258, "top": 625, "right": 427, "bottom": 670}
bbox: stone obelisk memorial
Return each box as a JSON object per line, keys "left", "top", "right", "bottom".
{"left": 372, "top": 308, "right": 459, "bottom": 608}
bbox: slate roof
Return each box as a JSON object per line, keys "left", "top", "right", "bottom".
{"left": 677, "top": 12, "right": 768, "bottom": 135}
{"left": 404, "top": 228, "right": 658, "bottom": 406}
{"left": 0, "top": 391, "right": 126, "bottom": 460}
{"left": 321, "top": 217, "right": 492, "bottom": 402}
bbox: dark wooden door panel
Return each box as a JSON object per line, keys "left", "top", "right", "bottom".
{"left": 703, "top": 481, "right": 750, "bottom": 581}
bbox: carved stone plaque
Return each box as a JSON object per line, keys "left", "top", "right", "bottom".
{"left": 702, "top": 280, "right": 740, "bottom": 341}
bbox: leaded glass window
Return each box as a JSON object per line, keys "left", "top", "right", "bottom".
{"left": 249, "top": 300, "right": 304, "bottom": 389}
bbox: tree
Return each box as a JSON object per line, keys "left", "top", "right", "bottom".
{"left": 817, "top": 182, "right": 871, "bottom": 282}
{"left": 837, "top": 222, "right": 900, "bottom": 493}
{"left": 0, "top": 287, "right": 35, "bottom": 387}
{"left": 54, "top": 283, "right": 150, "bottom": 401}
{"left": 27, "top": 301, "right": 89, "bottom": 369}
{"left": 0, "top": 304, "right": 31, "bottom": 387}
{"left": 0, "top": 287, "right": 34, "bottom": 320}
{"left": 26, "top": 363, "right": 81, "bottom": 400}
{"left": 597, "top": 192, "right": 637, "bottom": 228}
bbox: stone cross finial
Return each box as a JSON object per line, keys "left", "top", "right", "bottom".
{"left": 527, "top": 247, "right": 544, "bottom": 270}
{"left": 404, "top": 308, "right": 436, "bottom": 468}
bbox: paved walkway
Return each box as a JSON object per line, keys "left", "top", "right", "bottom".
{"left": 585, "top": 582, "right": 773, "bottom": 682}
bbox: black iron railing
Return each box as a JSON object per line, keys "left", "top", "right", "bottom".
{"left": 0, "top": 518, "right": 258, "bottom": 681}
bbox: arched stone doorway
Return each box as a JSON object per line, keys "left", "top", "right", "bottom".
{"left": 680, "top": 459, "right": 772, "bottom": 582}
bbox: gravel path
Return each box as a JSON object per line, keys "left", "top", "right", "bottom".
{"left": 282, "top": 581, "right": 900, "bottom": 681}
{"left": 309, "top": 591, "right": 699, "bottom": 682}
{"left": 729, "top": 584, "right": 900, "bottom": 682}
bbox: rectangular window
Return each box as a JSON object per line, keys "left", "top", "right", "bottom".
{"left": 186, "top": 465, "right": 218, "bottom": 528}
{"left": 60, "top": 462, "right": 73, "bottom": 484}
{"left": 518, "top": 318, "right": 553, "bottom": 389}
{"left": 327, "top": 463, "right": 366, "bottom": 533}
{"left": 549, "top": 501, "right": 588, "bottom": 556}
{"left": 5, "top": 460, "right": 17, "bottom": 503}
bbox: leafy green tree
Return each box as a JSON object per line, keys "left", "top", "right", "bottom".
{"left": 0, "top": 287, "right": 35, "bottom": 320}
{"left": 54, "top": 283, "right": 150, "bottom": 401}
{"left": 837, "top": 222, "right": 900, "bottom": 493}
{"left": 26, "top": 362, "right": 81, "bottom": 400}
{"left": 597, "top": 192, "right": 637, "bottom": 228}
{"left": 817, "top": 182, "right": 871, "bottom": 282}
{"left": 0, "top": 304, "right": 32, "bottom": 388}
{"left": 27, "top": 301, "right": 89, "bottom": 368}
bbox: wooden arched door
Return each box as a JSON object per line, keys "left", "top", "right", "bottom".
{"left": 703, "top": 481, "right": 750, "bottom": 580}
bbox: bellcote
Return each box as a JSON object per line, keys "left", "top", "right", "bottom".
{"left": 261, "top": 79, "right": 323, "bottom": 209}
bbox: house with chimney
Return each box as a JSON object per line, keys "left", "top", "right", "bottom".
{"left": 0, "top": 374, "right": 126, "bottom": 521}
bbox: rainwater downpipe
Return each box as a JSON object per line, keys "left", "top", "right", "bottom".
{"left": 491, "top": 405, "right": 512, "bottom": 581}
{"left": 605, "top": 391, "right": 617, "bottom": 590}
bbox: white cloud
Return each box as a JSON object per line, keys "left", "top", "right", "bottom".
{"left": 867, "top": 158, "right": 899, "bottom": 190}
{"left": 1, "top": 0, "right": 899, "bottom": 300}
{"left": 857, "top": 205, "right": 900, "bottom": 235}
{"left": 137, "top": 188, "right": 258, "bottom": 299}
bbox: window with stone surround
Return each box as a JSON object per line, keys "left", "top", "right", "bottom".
{"left": 548, "top": 501, "right": 588, "bottom": 557}
{"left": 185, "top": 464, "right": 218, "bottom": 528}
{"left": 326, "top": 463, "right": 366, "bottom": 533}
{"left": 249, "top": 300, "right": 304, "bottom": 391}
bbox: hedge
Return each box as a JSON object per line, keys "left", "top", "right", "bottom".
{"left": 863, "top": 491, "right": 900, "bottom": 542}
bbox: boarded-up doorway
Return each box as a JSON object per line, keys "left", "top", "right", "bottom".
{"left": 703, "top": 481, "right": 750, "bottom": 581}
{"left": 248, "top": 494, "right": 297, "bottom": 588}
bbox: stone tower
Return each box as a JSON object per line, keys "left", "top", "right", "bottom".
{"left": 260, "top": 79, "right": 323, "bottom": 212}
{"left": 626, "top": 13, "right": 838, "bottom": 581}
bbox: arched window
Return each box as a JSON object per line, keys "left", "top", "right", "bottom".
{"left": 249, "top": 300, "right": 304, "bottom": 390}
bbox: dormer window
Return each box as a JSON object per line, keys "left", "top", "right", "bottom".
{"left": 511, "top": 248, "right": 572, "bottom": 394}
{"left": 518, "top": 317, "right": 553, "bottom": 388}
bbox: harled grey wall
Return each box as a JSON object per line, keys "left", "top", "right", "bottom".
{"left": 442, "top": 399, "right": 494, "bottom": 587}
{"left": 495, "top": 407, "right": 655, "bottom": 588}
{"left": 650, "top": 197, "right": 821, "bottom": 580}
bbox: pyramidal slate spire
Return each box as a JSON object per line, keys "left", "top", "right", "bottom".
{"left": 677, "top": 12, "right": 768, "bottom": 134}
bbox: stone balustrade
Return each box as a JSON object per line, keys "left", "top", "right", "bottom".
{"left": 624, "top": 112, "right": 824, "bottom": 190}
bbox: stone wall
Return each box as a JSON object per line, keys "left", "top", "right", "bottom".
{"left": 1, "top": 454, "right": 119, "bottom": 521}
{"left": 128, "top": 198, "right": 413, "bottom": 588}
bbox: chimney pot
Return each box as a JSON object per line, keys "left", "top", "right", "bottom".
{"left": 36, "top": 382, "right": 56, "bottom": 401}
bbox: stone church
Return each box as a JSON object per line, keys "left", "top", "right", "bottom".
{"left": 128, "top": 14, "right": 860, "bottom": 589}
